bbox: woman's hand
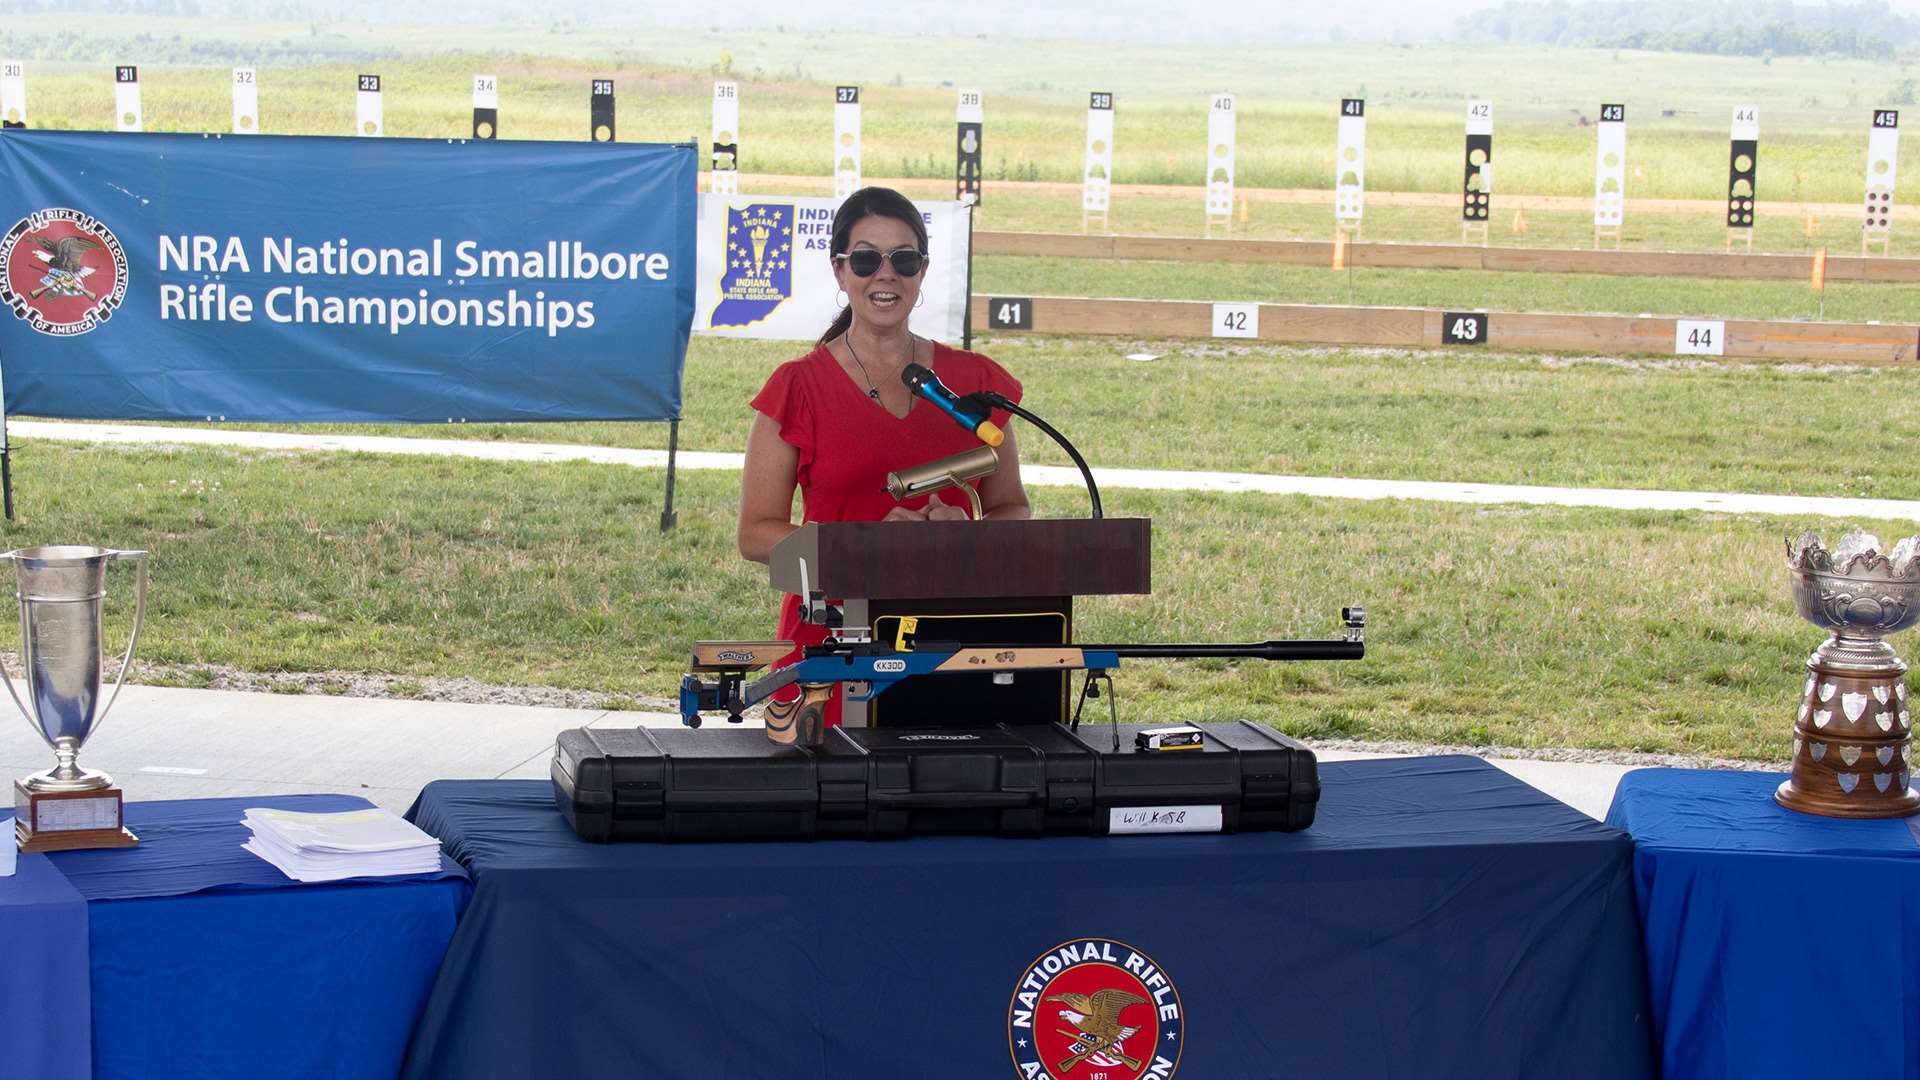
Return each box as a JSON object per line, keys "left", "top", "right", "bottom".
{"left": 883, "top": 502, "right": 971, "bottom": 522}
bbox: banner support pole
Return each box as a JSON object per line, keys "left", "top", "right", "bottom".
{"left": 1, "top": 360, "right": 13, "bottom": 522}
{"left": 659, "top": 418, "right": 680, "bottom": 532}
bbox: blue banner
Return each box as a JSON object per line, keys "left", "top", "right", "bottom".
{"left": 0, "top": 131, "right": 696, "bottom": 422}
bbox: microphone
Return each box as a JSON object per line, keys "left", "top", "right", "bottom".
{"left": 901, "top": 362, "right": 1004, "bottom": 446}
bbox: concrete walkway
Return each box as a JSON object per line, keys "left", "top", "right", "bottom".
{"left": 0, "top": 684, "right": 1641, "bottom": 821}
{"left": 15, "top": 419, "right": 1920, "bottom": 521}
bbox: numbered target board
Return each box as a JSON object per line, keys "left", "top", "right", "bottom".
{"left": 1675, "top": 319, "right": 1725, "bottom": 356}
{"left": 114, "top": 65, "right": 141, "bottom": 133}
{"left": 1084, "top": 91, "right": 1115, "bottom": 214}
{"left": 356, "top": 73, "right": 382, "bottom": 137}
{"left": 1336, "top": 98, "right": 1366, "bottom": 225}
{"left": 988, "top": 297, "right": 1033, "bottom": 330}
{"left": 1206, "top": 93, "right": 1236, "bottom": 219}
{"left": 590, "top": 78, "right": 615, "bottom": 142}
{"left": 1443, "top": 312, "right": 1488, "bottom": 345}
{"left": 1463, "top": 100, "right": 1492, "bottom": 222}
{"left": 1865, "top": 110, "right": 1900, "bottom": 242}
{"left": 1594, "top": 104, "right": 1626, "bottom": 228}
{"left": 1212, "top": 302, "right": 1258, "bottom": 339}
{"left": 711, "top": 81, "right": 739, "bottom": 196}
{"left": 472, "top": 74, "right": 498, "bottom": 140}
{"left": 232, "top": 66, "right": 258, "bottom": 134}
{"left": 1728, "top": 106, "right": 1759, "bottom": 229}
{"left": 834, "top": 86, "right": 861, "bottom": 198}
{"left": 956, "top": 89, "right": 983, "bottom": 205}
{"left": 1, "top": 60, "right": 24, "bottom": 127}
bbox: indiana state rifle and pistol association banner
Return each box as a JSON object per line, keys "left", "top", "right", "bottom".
{"left": 693, "top": 194, "right": 972, "bottom": 343}
{"left": 0, "top": 130, "right": 697, "bottom": 422}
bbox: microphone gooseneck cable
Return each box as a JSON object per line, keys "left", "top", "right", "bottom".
{"left": 900, "top": 363, "right": 1102, "bottom": 519}
{"left": 972, "top": 391, "right": 1103, "bottom": 520}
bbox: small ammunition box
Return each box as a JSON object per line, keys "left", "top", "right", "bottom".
{"left": 1136, "top": 725, "right": 1205, "bottom": 752}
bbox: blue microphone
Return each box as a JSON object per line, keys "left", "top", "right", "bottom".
{"left": 901, "top": 363, "right": 1004, "bottom": 446}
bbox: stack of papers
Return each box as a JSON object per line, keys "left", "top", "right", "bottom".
{"left": 242, "top": 807, "right": 442, "bottom": 882}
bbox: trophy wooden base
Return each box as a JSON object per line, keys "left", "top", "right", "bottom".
{"left": 15, "top": 780, "right": 139, "bottom": 852}
{"left": 1776, "top": 778, "right": 1920, "bottom": 819}
{"left": 1777, "top": 663, "right": 1918, "bottom": 818}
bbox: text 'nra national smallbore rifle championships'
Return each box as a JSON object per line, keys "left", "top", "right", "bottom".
{"left": 680, "top": 608, "right": 1366, "bottom": 747}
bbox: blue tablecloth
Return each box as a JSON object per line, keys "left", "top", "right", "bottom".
{"left": 1607, "top": 767, "right": 1920, "bottom": 1080}
{"left": 402, "top": 755, "right": 1657, "bottom": 1080}
{"left": 37, "top": 794, "right": 471, "bottom": 1080}
{"left": 2, "top": 849, "right": 91, "bottom": 1080}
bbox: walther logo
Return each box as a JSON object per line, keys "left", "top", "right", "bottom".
{"left": 899, "top": 734, "right": 981, "bottom": 741}
{"left": 715, "top": 650, "right": 758, "bottom": 663}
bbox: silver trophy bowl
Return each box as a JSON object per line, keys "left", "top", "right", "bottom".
{"left": 0, "top": 545, "right": 148, "bottom": 793}
{"left": 1787, "top": 528, "right": 1920, "bottom": 660}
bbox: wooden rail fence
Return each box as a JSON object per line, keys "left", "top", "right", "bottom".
{"left": 967, "top": 295, "right": 1920, "bottom": 365}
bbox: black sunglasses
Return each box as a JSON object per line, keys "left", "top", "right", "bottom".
{"left": 835, "top": 247, "right": 926, "bottom": 277}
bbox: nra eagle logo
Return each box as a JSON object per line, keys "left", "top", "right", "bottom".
{"left": 1, "top": 208, "right": 129, "bottom": 336}
{"left": 1008, "top": 938, "right": 1184, "bottom": 1080}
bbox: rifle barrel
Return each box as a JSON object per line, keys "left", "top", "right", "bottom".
{"left": 803, "top": 639, "right": 1363, "bottom": 662}
{"left": 1102, "top": 640, "right": 1363, "bottom": 661}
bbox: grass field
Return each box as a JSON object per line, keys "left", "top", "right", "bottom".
{"left": 13, "top": 271, "right": 1916, "bottom": 762}
{"left": 5, "top": 14, "right": 1917, "bottom": 207}
{"left": 0, "top": 434, "right": 1883, "bottom": 762}
{"left": 3, "top": 16, "right": 1911, "bottom": 762}
{"left": 181, "top": 335, "right": 1920, "bottom": 501}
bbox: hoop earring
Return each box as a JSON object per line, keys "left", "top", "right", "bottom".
{"left": 914, "top": 291, "right": 926, "bottom": 309}
{"left": 835, "top": 289, "right": 849, "bottom": 309}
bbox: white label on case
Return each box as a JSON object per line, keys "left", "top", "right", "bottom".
{"left": 1108, "top": 805, "right": 1223, "bottom": 835}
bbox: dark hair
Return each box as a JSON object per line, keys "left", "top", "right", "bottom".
{"left": 816, "top": 186, "right": 930, "bottom": 347}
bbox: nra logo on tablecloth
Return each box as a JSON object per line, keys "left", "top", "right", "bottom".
{"left": 1, "top": 208, "right": 129, "bottom": 336}
{"left": 1008, "top": 937, "right": 1184, "bottom": 1079}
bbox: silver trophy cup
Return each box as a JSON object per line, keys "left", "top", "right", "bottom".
{"left": 1, "top": 546, "right": 148, "bottom": 794}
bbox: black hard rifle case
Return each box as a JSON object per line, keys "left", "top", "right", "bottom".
{"left": 551, "top": 721, "right": 1319, "bottom": 841}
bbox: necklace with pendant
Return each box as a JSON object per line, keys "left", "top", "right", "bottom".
{"left": 845, "top": 334, "right": 916, "bottom": 403}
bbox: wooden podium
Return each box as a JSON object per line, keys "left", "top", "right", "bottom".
{"left": 767, "top": 519, "right": 1151, "bottom": 727}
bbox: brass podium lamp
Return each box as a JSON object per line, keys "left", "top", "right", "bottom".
{"left": 884, "top": 445, "right": 999, "bottom": 520}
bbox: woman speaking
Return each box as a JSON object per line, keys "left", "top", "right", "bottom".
{"left": 738, "top": 186, "right": 1031, "bottom": 732}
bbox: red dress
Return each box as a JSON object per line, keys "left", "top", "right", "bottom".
{"left": 749, "top": 340, "right": 1023, "bottom": 727}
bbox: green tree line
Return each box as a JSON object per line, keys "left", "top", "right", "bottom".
{"left": 1455, "top": 0, "right": 1916, "bottom": 59}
